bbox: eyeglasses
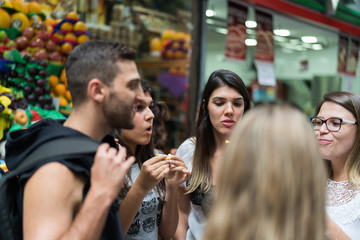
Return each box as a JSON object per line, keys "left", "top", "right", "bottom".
{"left": 310, "top": 117, "right": 358, "bottom": 132}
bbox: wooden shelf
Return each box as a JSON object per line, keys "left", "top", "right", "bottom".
{"left": 136, "top": 58, "right": 189, "bottom": 69}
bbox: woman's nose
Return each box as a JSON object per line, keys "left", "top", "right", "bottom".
{"left": 318, "top": 121, "right": 329, "bottom": 133}
{"left": 224, "top": 103, "right": 234, "bottom": 115}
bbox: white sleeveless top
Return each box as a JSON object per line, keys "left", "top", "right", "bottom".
{"left": 326, "top": 179, "right": 360, "bottom": 240}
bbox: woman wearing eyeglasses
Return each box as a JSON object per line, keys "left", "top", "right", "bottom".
{"left": 310, "top": 91, "right": 360, "bottom": 240}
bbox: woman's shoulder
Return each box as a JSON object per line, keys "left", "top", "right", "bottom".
{"left": 177, "top": 138, "right": 196, "bottom": 154}
{"left": 176, "top": 137, "right": 196, "bottom": 168}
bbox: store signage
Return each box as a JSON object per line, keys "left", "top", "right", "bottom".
{"left": 346, "top": 38, "right": 359, "bottom": 76}
{"left": 225, "top": 0, "right": 248, "bottom": 61}
{"left": 337, "top": 35, "right": 349, "bottom": 74}
{"left": 255, "top": 10, "right": 274, "bottom": 62}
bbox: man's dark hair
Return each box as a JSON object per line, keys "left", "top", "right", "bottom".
{"left": 65, "top": 40, "right": 137, "bottom": 106}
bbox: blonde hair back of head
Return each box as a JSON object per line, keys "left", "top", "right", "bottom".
{"left": 203, "top": 104, "right": 327, "bottom": 240}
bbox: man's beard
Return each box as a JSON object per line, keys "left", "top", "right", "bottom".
{"left": 103, "top": 92, "right": 134, "bottom": 130}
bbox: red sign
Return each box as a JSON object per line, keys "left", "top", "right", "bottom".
{"left": 225, "top": 0, "right": 248, "bottom": 61}
{"left": 337, "top": 35, "right": 349, "bottom": 74}
{"left": 346, "top": 38, "right": 359, "bottom": 76}
{"left": 255, "top": 10, "right": 274, "bottom": 62}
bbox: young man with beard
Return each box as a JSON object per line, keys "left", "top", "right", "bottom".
{"left": 4, "top": 40, "right": 144, "bottom": 240}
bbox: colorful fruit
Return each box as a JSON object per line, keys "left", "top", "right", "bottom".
{"left": 73, "top": 21, "right": 87, "bottom": 33}
{"left": 77, "top": 34, "right": 89, "bottom": 44}
{"left": 48, "top": 75, "right": 59, "bottom": 88}
{"left": 28, "top": 1, "right": 43, "bottom": 14}
{"left": 51, "top": 32, "right": 64, "bottom": 43}
{"left": 64, "top": 32, "right": 77, "bottom": 43}
{"left": 60, "top": 42, "right": 73, "bottom": 55}
{"left": 60, "top": 22, "right": 73, "bottom": 32}
{"left": 59, "top": 96, "right": 68, "bottom": 107}
{"left": 14, "top": 109, "right": 28, "bottom": 126}
{"left": 65, "top": 11, "right": 79, "bottom": 21}
{"left": 11, "top": 12, "right": 30, "bottom": 31}
{"left": 0, "top": 8, "right": 11, "bottom": 28}
{"left": 0, "top": 31, "right": 7, "bottom": 42}
{"left": 54, "top": 83, "right": 66, "bottom": 96}
{"left": 65, "top": 90, "right": 71, "bottom": 100}
{"left": 12, "top": 0, "right": 28, "bottom": 14}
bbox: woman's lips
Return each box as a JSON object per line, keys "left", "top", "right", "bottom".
{"left": 318, "top": 139, "right": 331, "bottom": 145}
{"left": 222, "top": 120, "right": 235, "bottom": 127}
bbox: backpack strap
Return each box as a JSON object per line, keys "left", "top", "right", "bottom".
{"left": 5, "top": 136, "right": 100, "bottom": 179}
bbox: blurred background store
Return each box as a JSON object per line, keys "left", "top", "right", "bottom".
{"left": 0, "top": 0, "right": 359, "bottom": 163}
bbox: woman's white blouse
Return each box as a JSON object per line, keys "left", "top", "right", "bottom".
{"left": 326, "top": 179, "right": 360, "bottom": 240}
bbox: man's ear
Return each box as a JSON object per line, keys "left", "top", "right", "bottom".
{"left": 88, "top": 79, "right": 107, "bottom": 103}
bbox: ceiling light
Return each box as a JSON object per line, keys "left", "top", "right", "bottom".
{"left": 301, "top": 36, "right": 318, "bottom": 43}
{"left": 245, "top": 21, "right": 257, "bottom": 28}
{"left": 215, "top": 28, "right": 228, "bottom": 35}
{"left": 312, "top": 44, "right": 323, "bottom": 50}
{"left": 206, "top": 9, "right": 216, "bottom": 17}
{"left": 246, "top": 28, "right": 255, "bottom": 35}
{"left": 274, "top": 36, "right": 287, "bottom": 42}
{"left": 206, "top": 19, "right": 216, "bottom": 25}
{"left": 245, "top": 39, "right": 257, "bottom": 46}
{"left": 289, "top": 39, "right": 300, "bottom": 44}
{"left": 273, "top": 29, "right": 290, "bottom": 36}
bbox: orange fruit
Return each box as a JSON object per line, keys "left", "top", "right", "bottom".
{"left": 60, "top": 69, "right": 67, "bottom": 82}
{"left": 0, "top": 8, "right": 11, "bottom": 28}
{"left": 11, "top": 12, "right": 30, "bottom": 31}
{"left": 28, "top": 1, "right": 43, "bottom": 14}
{"left": 54, "top": 83, "right": 67, "bottom": 96}
{"left": 64, "top": 32, "right": 77, "bottom": 43}
{"left": 60, "top": 22, "right": 73, "bottom": 32}
{"left": 61, "top": 42, "right": 73, "bottom": 55}
{"left": 48, "top": 75, "right": 59, "bottom": 88}
{"left": 65, "top": 90, "right": 72, "bottom": 100}
{"left": 73, "top": 21, "right": 87, "bottom": 32}
{"left": 66, "top": 11, "right": 79, "bottom": 21}
{"left": 44, "top": 17, "right": 55, "bottom": 26}
{"left": 77, "top": 34, "right": 89, "bottom": 44}
{"left": 59, "top": 96, "right": 68, "bottom": 106}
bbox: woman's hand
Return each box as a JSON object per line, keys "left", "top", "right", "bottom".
{"left": 164, "top": 155, "right": 191, "bottom": 188}
{"left": 136, "top": 154, "right": 170, "bottom": 193}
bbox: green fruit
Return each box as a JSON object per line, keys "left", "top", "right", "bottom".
{"left": 0, "top": 30, "right": 7, "bottom": 42}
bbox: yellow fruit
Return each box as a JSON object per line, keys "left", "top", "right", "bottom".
{"left": 28, "top": 1, "right": 43, "bottom": 14}
{"left": 59, "top": 96, "right": 68, "bottom": 106}
{"left": 65, "top": 11, "right": 79, "bottom": 21}
{"left": 44, "top": 17, "right": 55, "bottom": 26}
{"left": 60, "top": 22, "right": 73, "bottom": 32}
{"left": 150, "top": 37, "right": 161, "bottom": 51}
{"left": 54, "top": 83, "right": 66, "bottom": 96}
{"left": 0, "top": 0, "right": 13, "bottom": 8}
{"left": 73, "top": 21, "right": 87, "bottom": 32}
{"left": 52, "top": 32, "right": 64, "bottom": 43}
{"left": 0, "top": 8, "right": 11, "bottom": 28}
{"left": 48, "top": 75, "right": 59, "bottom": 88}
{"left": 77, "top": 34, "right": 89, "bottom": 44}
{"left": 11, "top": 12, "right": 30, "bottom": 31}
{"left": 60, "top": 69, "right": 67, "bottom": 84}
{"left": 12, "top": 0, "right": 28, "bottom": 14}
{"left": 61, "top": 42, "right": 73, "bottom": 55}
{"left": 64, "top": 32, "right": 77, "bottom": 43}
{"left": 162, "top": 29, "right": 176, "bottom": 41}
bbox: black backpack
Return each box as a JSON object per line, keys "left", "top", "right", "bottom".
{"left": 0, "top": 137, "right": 100, "bottom": 240}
